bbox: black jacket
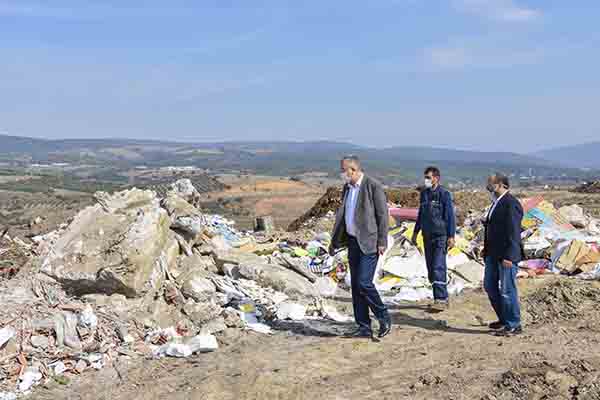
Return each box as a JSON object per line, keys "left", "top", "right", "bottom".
{"left": 483, "top": 192, "right": 524, "bottom": 263}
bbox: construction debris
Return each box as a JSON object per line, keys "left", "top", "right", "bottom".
{"left": 0, "top": 179, "right": 351, "bottom": 397}
{"left": 1, "top": 177, "right": 600, "bottom": 398}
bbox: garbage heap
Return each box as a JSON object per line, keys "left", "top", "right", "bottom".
{"left": 0, "top": 180, "right": 348, "bottom": 398}
{"left": 571, "top": 181, "right": 600, "bottom": 194}
{"left": 280, "top": 195, "right": 600, "bottom": 304}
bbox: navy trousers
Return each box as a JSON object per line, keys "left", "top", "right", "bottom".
{"left": 484, "top": 257, "right": 521, "bottom": 329}
{"left": 347, "top": 236, "right": 388, "bottom": 333}
{"left": 424, "top": 236, "right": 449, "bottom": 301}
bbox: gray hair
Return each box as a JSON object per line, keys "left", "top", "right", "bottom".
{"left": 341, "top": 154, "right": 361, "bottom": 169}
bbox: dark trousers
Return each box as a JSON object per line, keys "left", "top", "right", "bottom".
{"left": 347, "top": 236, "right": 388, "bottom": 333}
{"left": 424, "top": 235, "right": 449, "bottom": 301}
{"left": 484, "top": 257, "right": 521, "bottom": 329}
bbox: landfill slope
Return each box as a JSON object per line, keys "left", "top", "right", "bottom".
{"left": 29, "top": 277, "right": 600, "bottom": 400}
{"left": 3, "top": 178, "right": 600, "bottom": 400}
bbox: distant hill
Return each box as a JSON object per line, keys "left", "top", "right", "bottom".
{"left": 0, "top": 134, "right": 597, "bottom": 185}
{"left": 535, "top": 142, "right": 600, "bottom": 169}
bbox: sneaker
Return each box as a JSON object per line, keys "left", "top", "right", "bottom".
{"left": 488, "top": 321, "right": 505, "bottom": 330}
{"left": 493, "top": 326, "right": 522, "bottom": 337}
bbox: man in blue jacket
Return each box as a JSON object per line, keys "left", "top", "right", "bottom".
{"left": 483, "top": 173, "right": 524, "bottom": 336}
{"left": 411, "top": 166, "right": 456, "bottom": 312}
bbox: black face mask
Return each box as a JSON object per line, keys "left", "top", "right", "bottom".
{"left": 486, "top": 184, "right": 496, "bottom": 193}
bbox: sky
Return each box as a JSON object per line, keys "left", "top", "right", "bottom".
{"left": 1, "top": 0, "right": 599, "bottom": 153}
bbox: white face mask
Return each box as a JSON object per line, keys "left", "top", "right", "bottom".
{"left": 424, "top": 178, "right": 433, "bottom": 189}
{"left": 340, "top": 172, "right": 352, "bottom": 185}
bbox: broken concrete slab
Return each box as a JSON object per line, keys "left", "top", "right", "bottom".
{"left": 54, "top": 311, "right": 82, "bottom": 350}
{"left": 174, "top": 254, "right": 218, "bottom": 282}
{"left": 237, "top": 262, "right": 318, "bottom": 299}
{"left": 559, "top": 205, "right": 588, "bottom": 229}
{"left": 181, "top": 272, "right": 217, "bottom": 302}
{"left": 212, "top": 249, "right": 265, "bottom": 271}
{"left": 182, "top": 299, "right": 222, "bottom": 326}
{"left": 41, "top": 188, "right": 174, "bottom": 298}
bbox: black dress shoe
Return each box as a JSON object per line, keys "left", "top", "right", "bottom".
{"left": 488, "top": 321, "right": 505, "bottom": 330}
{"left": 378, "top": 315, "right": 392, "bottom": 338}
{"left": 344, "top": 329, "right": 373, "bottom": 338}
{"left": 493, "top": 326, "right": 522, "bottom": 337}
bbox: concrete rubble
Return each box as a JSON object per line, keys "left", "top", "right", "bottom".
{"left": 1, "top": 179, "right": 599, "bottom": 397}
{"left": 0, "top": 179, "right": 349, "bottom": 398}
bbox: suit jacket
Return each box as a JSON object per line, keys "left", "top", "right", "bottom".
{"left": 483, "top": 192, "right": 524, "bottom": 263}
{"left": 330, "top": 174, "right": 389, "bottom": 255}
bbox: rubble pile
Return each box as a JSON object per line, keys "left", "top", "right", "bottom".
{"left": 0, "top": 179, "right": 347, "bottom": 398}
{"left": 572, "top": 181, "right": 600, "bottom": 194}
{"left": 1, "top": 177, "right": 600, "bottom": 397}
{"left": 486, "top": 353, "right": 600, "bottom": 400}
{"left": 287, "top": 188, "right": 600, "bottom": 304}
{"left": 524, "top": 280, "right": 600, "bottom": 325}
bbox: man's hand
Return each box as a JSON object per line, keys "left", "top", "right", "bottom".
{"left": 502, "top": 259, "right": 513, "bottom": 268}
{"left": 447, "top": 237, "right": 455, "bottom": 250}
{"left": 378, "top": 246, "right": 386, "bottom": 256}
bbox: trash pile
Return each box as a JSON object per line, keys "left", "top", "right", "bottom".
{"left": 0, "top": 179, "right": 349, "bottom": 398}
{"left": 283, "top": 192, "right": 600, "bottom": 304}
{"left": 571, "top": 181, "right": 600, "bottom": 194}
{"left": 517, "top": 198, "right": 600, "bottom": 279}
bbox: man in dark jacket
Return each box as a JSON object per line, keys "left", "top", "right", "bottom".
{"left": 330, "top": 155, "right": 391, "bottom": 339}
{"left": 483, "top": 173, "right": 524, "bottom": 336}
{"left": 411, "top": 166, "right": 456, "bottom": 312}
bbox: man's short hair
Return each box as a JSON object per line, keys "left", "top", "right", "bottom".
{"left": 341, "top": 154, "right": 361, "bottom": 169}
{"left": 424, "top": 166, "right": 440, "bottom": 177}
{"left": 491, "top": 172, "right": 510, "bottom": 189}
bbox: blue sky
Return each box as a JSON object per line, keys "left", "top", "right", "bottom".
{"left": 1, "top": 1, "right": 599, "bottom": 152}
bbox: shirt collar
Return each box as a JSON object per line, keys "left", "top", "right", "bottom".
{"left": 495, "top": 190, "right": 508, "bottom": 204}
{"left": 352, "top": 173, "right": 364, "bottom": 188}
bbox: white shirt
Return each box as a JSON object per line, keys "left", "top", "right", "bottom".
{"left": 344, "top": 173, "right": 363, "bottom": 237}
{"left": 487, "top": 190, "right": 508, "bottom": 221}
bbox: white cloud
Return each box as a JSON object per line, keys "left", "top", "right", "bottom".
{"left": 423, "top": 39, "right": 546, "bottom": 70}
{"left": 454, "top": 0, "right": 541, "bottom": 22}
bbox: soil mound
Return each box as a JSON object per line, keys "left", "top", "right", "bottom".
{"left": 524, "top": 280, "right": 600, "bottom": 325}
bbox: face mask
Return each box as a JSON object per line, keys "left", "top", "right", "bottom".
{"left": 340, "top": 172, "right": 352, "bottom": 185}
{"left": 486, "top": 184, "right": 497, "bottom": 202}
{"left": 424, "top": 178, "right": 433, "bottom": 189}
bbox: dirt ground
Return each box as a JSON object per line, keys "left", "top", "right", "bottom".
{"left": 202, "top": 175, "right": 325, "bottom": 231}
{"left": 31, "top": 277, "right": 600, "bottom": 400}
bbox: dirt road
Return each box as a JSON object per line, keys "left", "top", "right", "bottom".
{"left": 32, "top": 278, "right": 600, "bottom": 400}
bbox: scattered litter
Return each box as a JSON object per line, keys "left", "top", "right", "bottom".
{"left": 0, "top": 326, "right": 15, "bottom": 348}
{"left": 276, "top": 302, "right": 307, "bottom": 321}
{"left": 18, "top": 366, "right": 43, "bottom": 393}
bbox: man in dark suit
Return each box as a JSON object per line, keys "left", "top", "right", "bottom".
{"left": 330, "top": 155, "right": 391, "bottom": 339}
{"left": 483, "top": 173, "right": 524, "bottom": 336}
